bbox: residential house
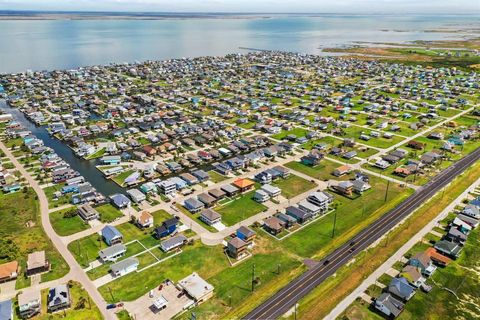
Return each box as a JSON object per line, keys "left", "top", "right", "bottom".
{"left": 100, "top": 155, "right": 121, "bottom": 165}
{"left": 306, "top": 191, "right": 333, "bottom": 213}
{"left": 277, "top": 213, "right": 297, "bottom": 228}
{"left": 191, "top": 169, "right": 209, "bottom": 182}
{"left": 158, "top": 179, "right": 177, "bottom": 196}
{"left": 408, "top": 252, "right": 437, "bottom": 276}
{"left": 180, "top": 173, "right": 199, "bottom": 186}
{"left": 18, "top": 290, "right": 41, "bottom": 319}
{"left": 237, "top": 226, "right": 256, "bottom": 245}
{"left": 400, "top": 265, "right": 425, "bottom": 287}
{"left": 352, "top": 179, "right": 371, "bottom": 194}
{"left": 272, "top": 166, "right": 290, "bottom": 178}
{"left": 134, "top": 211, "right": 154, "bottom": 229}
{"left": 208, "top": 188, "right": 226, "bottom": 200}
{"left": 434, "top": 240, "right": 463, "bottom": 259}
{"left": 77, "top": 204, "right": 99, "bottom": 221}
{"left": 227, "top": 237, "right": 248, "bottom": 259}
{"left": 0, "top": 261, "right": 18, "bottom": 283}
{"left": 263, "top": 216, "right": 284, "bottom": 235}
{"left": 184, "top": 197, "right": 205, "bottom": 213}
{"left": 47, "top": 284, "right": 70, "bottom": 312}
{"left": 462, "top": 204, "right": 480, "bottom": 219}
{"left": 154, "top": 218, "right": 179, "bottom": 239}
{"left": 160, "top": 235, "right": 187, "bottom": 252}
{"left": 261, "top": 184, "right": 281, "bottom": 198}
{"left": 374, "top": 293, "right": 404, "bottom": 318}
{"left": 332, "top": 165, "right": 352, "bottom": 177}
{"left": 110, "top": 258, "right": 139, "bottom": 277}
{"left": 127, "top": 188, "right": 146, "bottom": 203}
{"left": 388, "top": 277, "right": 416, "bottom": 301}
{"left": 301, "top": 150, "right": 323, "bottom": 166}
{"left": 26, "top": 251, "right": 49, "bottom": 276}
{"left": 110, "top": 193, "right": 131, "bottom": 209}
{"left": 254, "top": 189, "right": 270, "bottom": 203}
{"left": 0, "top": 299, "right": 12, "bottom": 320}
{"left": 197, "top": 193, "right": 217, "bottom": 208}
{"left": 221, "top": 184, "right": 240, "bottom": 197}
{"left": 286, "top": 206, "right": 313, "bottom": 223}
{"left": 255, "top": 171, "right": 272, "bottom": 184}
{"left": 98, "top": 244, "right": 127, "bottom": 262}
{"left": 102, "top": 225, "right": 123, "bottom": 246}
{"left": 333, "top": 181, "right": 354, "bottom": 196}
{"left": 200, "top": 209, "right": 221, "bottom": 226}
{"left": 233, "top": 178, "right": 255, "bottom": 193}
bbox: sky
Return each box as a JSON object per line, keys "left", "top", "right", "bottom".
{"left": 0, "top": 0, "right": 478, "bottom": 14}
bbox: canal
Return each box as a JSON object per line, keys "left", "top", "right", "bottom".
{"left": 1, "top": 99, "right": 125, "bottom": 196}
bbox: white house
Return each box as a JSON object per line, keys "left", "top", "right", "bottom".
{"left": 110, "top": 258, "right": 139, "bottom": 277}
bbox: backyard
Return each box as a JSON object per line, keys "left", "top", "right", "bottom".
{"left": 215, "top": 190, "right": 268, "bottom": 226}
{"left": 272, "top": 174, "right": 317, "bottom": 199}
{"left": 49, "top": 206, "right": 90, "bottom": 236}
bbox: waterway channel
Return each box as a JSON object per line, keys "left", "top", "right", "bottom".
{"left": 1, "top": 99, "right": 125, "bottom": 196}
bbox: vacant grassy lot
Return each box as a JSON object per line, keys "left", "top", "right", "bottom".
{"left": 215, "top": 190, "right": 267, "bottom": 226}
{"left": 68, "top": 233, "right": 105, "bottom": 267}
{"left": 272, "top": 174, "right": 317, "bottom": 199}
{"left": 96, "top": 204, "right": 123, "bottom": 223}
{"left": 50, "top": 207, "right": 90, "bottom": 236}
{"left": 112, "top": 169, "right": 135, "bottom": 187}
{"left": 272, "top": 127, "right": 309, "bottom": 140}
{"left": 0, "top": 189, "right": 69, "bottom": 286}
{"left": 208, "top": 170, "right": 228, "bottom": 183}
{"left": 285, "top": 159, "right": 353, "bottom": 181}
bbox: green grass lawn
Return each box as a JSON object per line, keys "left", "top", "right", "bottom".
{"left": 215, "top": 190, "right": 268, "bottom": 226}
{"left": 85, "top": 147, "right": 106, "bottom": 160}
{"left": 43, "top": 184, "right": 71, "bottom": 209}
{"left": 0, "top": 189, "right": 69, "bottom": 285}
{"left": 285, "top": 159, "right": 353, "bottom": 181}
{"left": 272, "top": 127, "right": 309, "bottom": 140}
{"left": 208, "top": 170, "right": 228, "bottom": 183}
{"left": 68, "top": 233, "right": 105, "bottom": 267}
{"left": 96, "top": 204, "right": 124, "bottom": 223}
{"left": 50, "top": 207, "right": 90, "bottom": 236}
{"left": 272, "top": 174, "right": 317, "bottom": 199}
{"left": 112, "top": 169, "right": 135, "bottom": 187}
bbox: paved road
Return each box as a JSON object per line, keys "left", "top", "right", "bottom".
{"left": 244, "top": 146, "right": 480, "bottom": 320}
{"left": 0, "top": 141, "right": 116, "bottom": 320}
{"left": 325, "top": 174, "right": 480, "bottom": 319}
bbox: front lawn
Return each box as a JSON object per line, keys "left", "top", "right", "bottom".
{"left": 68, "top": 233, "right": 105, "bottom": 267}
{"left": 272, "top": 174, "right": 317, "bottom": 199}
{"left": 44, "top": 184, "right": 71, "bottom": 209}
{"left": 215, "top": 191, "right": 268, "bottom": 226}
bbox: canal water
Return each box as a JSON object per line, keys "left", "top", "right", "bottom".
{"left": 1, "top": 99, "right": 125, "bottom": 196}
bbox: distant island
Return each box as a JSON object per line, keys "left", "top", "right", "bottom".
{"left": 0, "top": 10, "right": 272, "bottom": 20}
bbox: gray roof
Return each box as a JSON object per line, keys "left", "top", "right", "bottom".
{"left": 388, "top": 277, "right": 415, "bottom": 300}
{"left": 99, "top": 244, "right": 127, "bottom": 260}
{"left": 110, "top": 258, "right": 139, "bottom": 274}
{"left": 201, "top": 208, "right": 221, "bottom": 221}
{"left": 161, "top": 235, "right": 187, "bottom": 251}
{"left": 376, "top": 293, "right": 404, "bottom": 317}
{"left": 0, "top": 299, "right": 12, "bottom": 320}
{"left": 221, "top": 184, "right": 240, "bottom": 193}
{"left": 47, "top": 284, "right": 69, "bottom": 308}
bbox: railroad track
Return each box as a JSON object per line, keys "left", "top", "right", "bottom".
{"left": 245, "top": 147, "right": 480, "bottom": 320}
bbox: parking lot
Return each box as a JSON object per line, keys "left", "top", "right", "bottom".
{"left": 123, "top": 281, "right": 193, "bottom": 319}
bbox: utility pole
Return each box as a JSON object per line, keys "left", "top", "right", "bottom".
{"left": 251, "top": 264, "right": 256, "bottom": 292}
{"left": 384, "top": 179, "right": 390, "bottom": 203}
{"left": 331, "top": 210, "right": 337, "bottom": 238}
{"left": 108, "top": 286, "right": 115, "bottom": 302}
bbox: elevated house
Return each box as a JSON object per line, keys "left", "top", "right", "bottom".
{"left": 18, "top": 290, "right": 41, "bottom": 319}
{"left": 0, "top": 261, "right": 18, "bottom": 283}
{"left": 160, "top": 235, "right": 187, "bottom": 252}
{"left": 374, "top": 293, "right": 404, "bottom": 318}
{"left": 134, "top": 211, "right": 154, "bottom": 229}
{"left": 110, "top": 193, "right": 131, "bottom": 209}
{"left": 388, "top": 277, "right": 416, "bottom": 301}
{"left": 99, "top": 244, "right": 127, "bottom": 263}
{"left": 184, "top": 197, "right": 205, "bottom": 213}
{"left": 110, "top": 258, "right": 139, "bottom": 277}
{"left": 102, "top": 225, "right": 123, "bottom": 246}
{"left": 26, "top": 251, "right": 49, "bottom": 276}
{"left": 263, "top": 216, "right": 284, "bottom": 235}
{"left": 286, "top": 206, "right": 312, "bottom": 224}
{"left": 47, "top": 284, "right": 70, "bottom": 313}
{"left": 236, "top": 226, "right": 256, "bottom": 245}
{"left": 77, "top": 204, "right": 99, "bottom": 221}
{"left": 227, "top": 237, "right": 248, "bottom": 259}
{"left": 154, "top": 218, "right": 179, "bottom": 239}
{"left": 408, "top": 251, "right": 437, "bottom": 276}
{"left": 233, "top": 178, "right": 255, "bottom": 193}
{"left": 200, "top": 209, "right": 221, "bottom": 226}
{"left": 178, "top": 272, "right": 214, "bottom": 304}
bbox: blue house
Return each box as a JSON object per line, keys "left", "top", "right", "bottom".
{"left": 2, "top": 184, "right": 21, "bottom": 194}
{"left": 109, "top": 193, "right": 131, "bottom": 209}
{"left": 184, "top": 197, "right": 204, "bottom": 213}
{"left": 170, "top": 177, "right": 188, "bottom": 190}
{"left": 102, "top": 225, "right": 123, "bottom": 246}
{"left": 154, "top": 218, "right": 179, "bottom": 239}
{"left": 100, "top": 156, "right": 121, "bottom": 165}
{"left": 236, "top": 226, "right": 256, "bottom": 244}
{"left": 61, "top": 185, "right": 79, "bottom": 194}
